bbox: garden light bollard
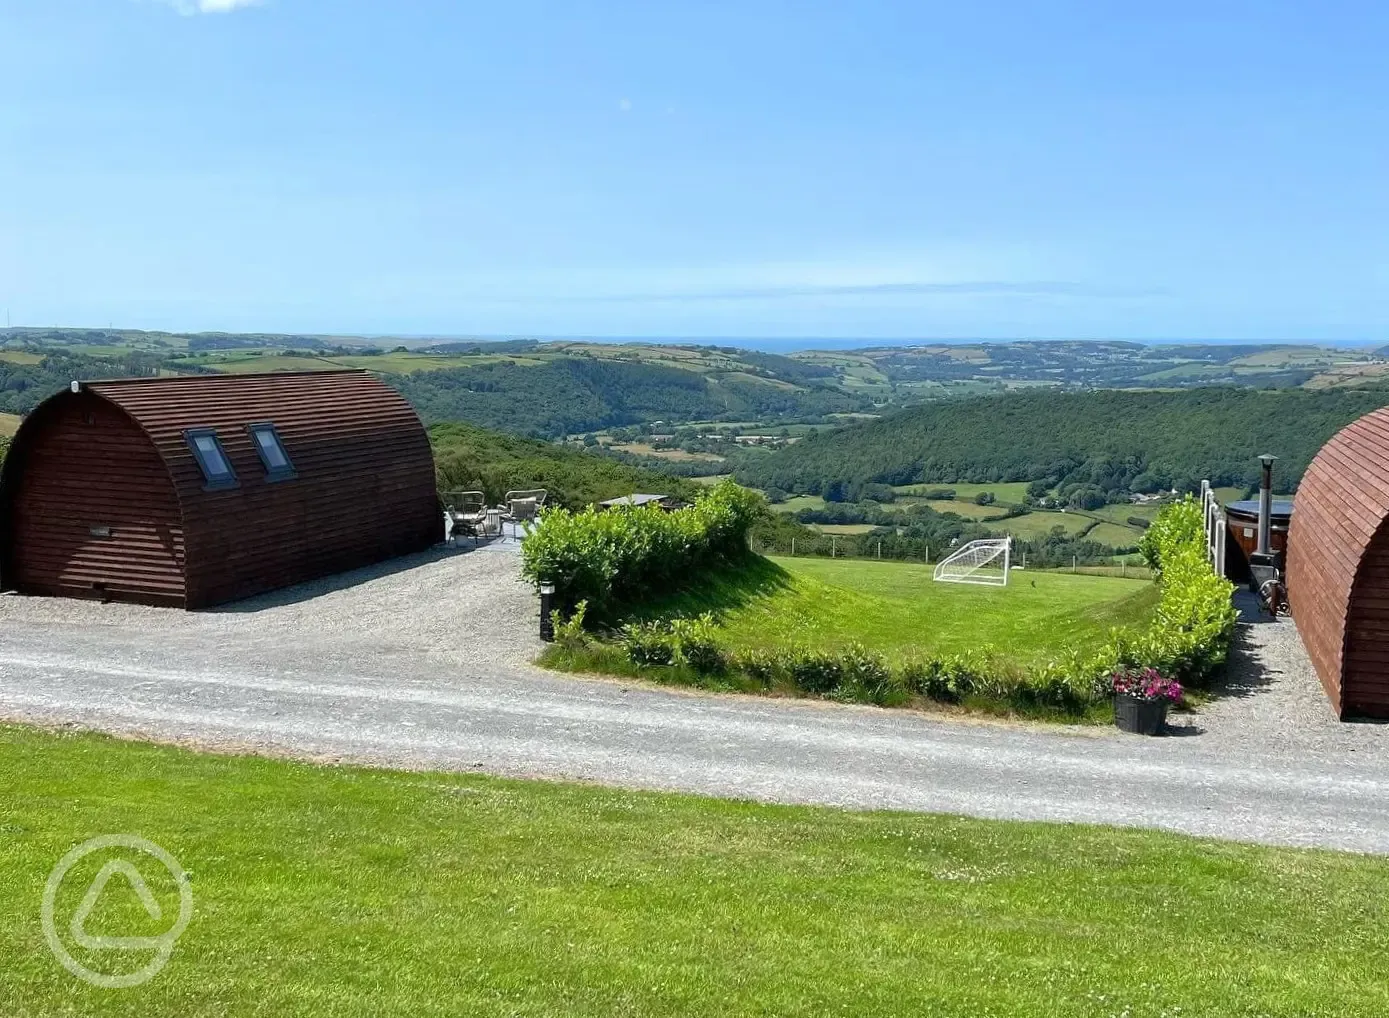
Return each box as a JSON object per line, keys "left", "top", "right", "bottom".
{"left": 539, "top": 582, "right": 555, "bottom": 642}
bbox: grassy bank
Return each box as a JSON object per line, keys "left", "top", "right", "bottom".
{"left": 628, "top": 555, "right": 1159, "bottom": 666}
{"left": 3, "top": 725, "right": 1388, "bottom": 1017}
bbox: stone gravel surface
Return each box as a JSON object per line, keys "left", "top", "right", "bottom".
{"left": 2, "top": 553, "right": 1388, "bottom": 852}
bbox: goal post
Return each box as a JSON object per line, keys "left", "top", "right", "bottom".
{"left": 933, "top": 537, "right": 1012, "bottom": 587}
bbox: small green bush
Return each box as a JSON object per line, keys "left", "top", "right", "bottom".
{"left": 550, "top": 601, "right": 590, "bottom": 651}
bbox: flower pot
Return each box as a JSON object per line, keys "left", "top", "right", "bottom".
{"left": 1114, "top": 692, "right": 1169, "bottom": 735}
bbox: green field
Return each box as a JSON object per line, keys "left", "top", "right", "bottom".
{"left": 654, "top": 556, "right": 1157, "bottom": 664}
{"left": 812, "top": 523, "right": 878, "bottom": 535}
{"left": 0, "top": 411, "right": 20, "bottom": 437}
{"left": 911, "top": 498, "right": 1009, "bottom": 520}
{"left": 1086, "top": 522, "right": 1145, "bottom": 548}
{"left": 987, "top": 511, "right": 1093, "bottom": 540}
{"left": 895, "top": 480, "right": 1033, "bottom": 504}
{"left": 771, "top": 494, "right": 827, "bottom": 513}
{"left": 1087, "top": 502, "right": 1161, "bottom": 526}
{"left": 0, "top": 350, "right": 44, "bottom": 365}
{"left": 4, "top": 724, "right": 1384, "bottom": 1017}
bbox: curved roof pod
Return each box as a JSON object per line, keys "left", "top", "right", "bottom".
{"left": 0, "top": 370, "right": 442, "bottom": 608}
{"left": 1288, "top": 406, "right": 1389, "bottom": 719}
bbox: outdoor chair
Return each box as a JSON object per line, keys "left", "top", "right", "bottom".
{"left": 442, "top": 490, "right": 487, "bottom": 546}
{"left": 500, "top": 489, "right": 547, "bottom": 539}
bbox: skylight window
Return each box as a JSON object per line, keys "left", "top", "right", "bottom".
{"left": 248, "top": 422, "right": 295, "bottom": 480}
{"left": 184, "top": 429, "right": 238, "bottom": 490}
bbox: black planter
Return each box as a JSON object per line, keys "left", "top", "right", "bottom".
{"left": 1114, "top": 693, "right": 1169, "bottom": 735}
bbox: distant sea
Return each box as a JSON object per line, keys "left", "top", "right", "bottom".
{"left": 389, "top": 335, "right": 1381, "bottom": 353}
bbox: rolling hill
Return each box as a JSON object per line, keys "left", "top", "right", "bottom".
{"left": 734, "top": 387, "right": 1389, "bottom": 496}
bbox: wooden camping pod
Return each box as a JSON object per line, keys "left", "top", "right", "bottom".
{"left": 0, "top": 370, "right": 442, "bottom": 608}
{"left": 1289, "top": 406, "right": 1389, "bottom": 719}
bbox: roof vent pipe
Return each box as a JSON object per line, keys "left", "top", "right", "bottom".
{"left": 69, "top": 380, "right": 80, "bottom": 393}
{"left": 1256, "top": 454, "right": 1277, "bottom": 559}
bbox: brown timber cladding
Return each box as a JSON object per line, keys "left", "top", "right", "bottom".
{"left": 8, "top": 392, "right": 187, "bottom": 605}
{"left": 1288, "top": 407, "right": 1389, "bottom": 719}
{"left": 1, "top": 370, "right": 443, "bottom": 609}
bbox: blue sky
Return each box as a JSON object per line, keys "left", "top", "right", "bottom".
{"left": 2, "top": 1, "right": 1387, "bottom": 341}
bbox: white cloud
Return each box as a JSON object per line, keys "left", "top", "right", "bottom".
{"left": 154, "top": 0, "right": 262, "bottom": 15}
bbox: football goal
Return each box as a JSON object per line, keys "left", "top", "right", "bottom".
{"left": 933, "top": 537, "right": 1012, "bottom": 587}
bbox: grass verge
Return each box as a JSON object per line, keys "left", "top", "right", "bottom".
{"left": 3, "top": 724, "right": 1387, "bottom": 1017}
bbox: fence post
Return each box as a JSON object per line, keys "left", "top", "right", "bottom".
{"left": 791, "top": 537, "right": 795, "bottom": 557}
{"left": 831, "top": 535, "right": 837, "bottom": 559}
{"left": 1073, "top": 555, "right": 1078, "bottom": 573}
{"left": 877, "top": 541, "right": 881, "bottom": 560}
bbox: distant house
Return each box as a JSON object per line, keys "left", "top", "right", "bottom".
{"left": 599, "top": 493, "right": 689, "bottom": 512}
{"left": 0, "top": 370, "right": 442, "bottom": 608}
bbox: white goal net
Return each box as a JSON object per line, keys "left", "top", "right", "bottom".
{"left": 933, "top": 538, "right": 1012, "bottom": 587}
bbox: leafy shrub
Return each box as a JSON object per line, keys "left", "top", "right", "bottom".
{"left": 1128, "top": 497, "right": 1238, "bottom": 686}
{"left": 782, "top": 647, "right": 844, "bottom": 695}
{"left": 522, "top": 480, "right": 766, "bottom": 618}
{"left": 621, "top": 614, "right": 725, "bottom": 674}
{"left": 549, "top": 601, "right": 590, "bottom": 651}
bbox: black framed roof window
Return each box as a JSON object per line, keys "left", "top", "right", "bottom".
{"left": 184, "top": 428, "right": 239, "bottom": 491}
{"left": 248, "top": 422, "right": 296, "bottom": 481}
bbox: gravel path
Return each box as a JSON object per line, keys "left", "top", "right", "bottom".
{"left": 2, "top": 554, "right": 1388, "bottom": 852}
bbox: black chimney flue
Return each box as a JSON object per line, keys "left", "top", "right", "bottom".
{"left": 1256, "top": 454, "right": 1276, "bottom": 558}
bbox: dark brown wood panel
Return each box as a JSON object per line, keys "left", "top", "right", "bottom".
{"left": 2, "top": 392, "right": 186, "bottom": 604}
{"left": 1289, "top": 405, "right": 1389, "bottom": 719}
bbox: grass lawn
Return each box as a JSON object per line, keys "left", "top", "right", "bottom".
{"left": 0, "top": 411, "right": 21, "bottom": 437}
{"left": 642, "top": 556, "right": 1158, "bottom": 665}
{"left": 4, "top": 724, "right": 1389, "bottom": 1017}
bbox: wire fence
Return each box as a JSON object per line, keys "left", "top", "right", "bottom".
{"left": 750, "top": 534, "right": 1152, "bottom": 578}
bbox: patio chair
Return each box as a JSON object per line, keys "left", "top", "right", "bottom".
{"left": 442, "top": 490, "right": 487, "bottom": 546}
{"left": 500, "top": 489, "right": 547, "bottom": 539}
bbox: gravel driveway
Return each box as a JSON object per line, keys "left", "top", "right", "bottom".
{"left": 2, "top": 551, "right": 1388, "bottom": 853}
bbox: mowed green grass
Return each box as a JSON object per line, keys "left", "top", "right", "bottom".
{"left": 667, "top": 556, "right": 1158, "bottom": 664}
{"left": 4, "top": 725, "right": 1389, "bottom": 1018}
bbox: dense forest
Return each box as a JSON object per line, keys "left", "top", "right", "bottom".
{"left": 735, "top": 387, "right": 1389, "bottom": 498}
{"left": 392, "top": 359, "right": 859, "bottom": 436}
{"left": 430, "top": 422, "right": 702, "bottom": 509}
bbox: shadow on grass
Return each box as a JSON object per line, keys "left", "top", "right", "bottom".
{"left": 609, "top": 552, "right": 795, "bottom": 626}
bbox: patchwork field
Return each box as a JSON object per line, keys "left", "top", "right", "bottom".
{"left": 4, "top": 725, "right": 1387, "bottom": 1016}
{"left": 649, "top": 555, "right": 1158, "bottom": 665}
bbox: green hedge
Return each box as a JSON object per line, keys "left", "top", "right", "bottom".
{"left": 543, "top": 496, "right": 1238, "bottom": 718}
{"left": 521, "top": 481, "right": 766, "bottom": 618}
